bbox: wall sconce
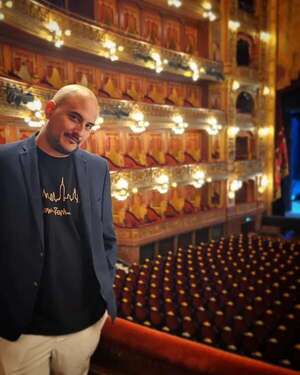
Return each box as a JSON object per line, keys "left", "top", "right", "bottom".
{"left": 228, "top": 179, "right": 242, "bottom": 199}
{"left": 102, "top": 39, "right": 123, "bottom": 61}
{"left": 232, "top": 80, "right": 240, "bottom": 91}
{"left": 149, "top": 51, "right": 168, "bottom": 73}
{"left": 191, "top": 169, "right": 206, "bottom": 188}
{"left": 188, "top": 60, "right": 200, "bottom": 81}
{"left": 91, "top": 116, "right": 104, "bottom": 132}
{"left": 203, "top": 11, "right": 217, "bottom": 21}
{"left": 228, "top": 126, "right": 240, "bottom": 137}
{"left": 130, "top": 110, "right": 149, "bottom": 133}
{"left": 262, "top": 86, "right": 271, "bottom": 96}
{"left": 24, "top": 97, "right": 46, "bottom": 128}
{"left": 46, "top": 20, "right": 71, "bottom": 48}
{"left": 112, "top": 177, "right": 129, "bottom": 201}
{"left": 0, "top": 0, "right": 13, "bottom": 20}
{"left": 171, "top": 114, "right": 188, "bottom": 135}
{"left": 202, "top": 2, "right": 217, "bottom": 22}
{"left": 258, "top": 174, "right": 268, "bottom": 194}
{"left": 258, "top": 127, "right": 270, "bottom": 138}
{"left": 228, "top": 20, "right": 241, "bottom": 32}
{"left": 154, "top": 173, "right": 169, "bottom": 194}
{"left": 260, "top": 31, "right": 271, "bottom": 43}
{"left": 167, "top": 0, "right": 182, "bottom": 7}
{"left": 206, "top": 116, "right": 222, "bottom": 135}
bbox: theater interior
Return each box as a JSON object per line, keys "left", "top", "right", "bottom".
{"left": 0, "top": 0, "right": 299, "bottom": 374}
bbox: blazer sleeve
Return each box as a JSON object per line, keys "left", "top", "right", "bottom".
{"left": 101, "top": 161, "right": 117, "bottom": 280}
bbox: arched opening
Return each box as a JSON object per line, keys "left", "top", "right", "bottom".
{"left": 236, "top": 91, "right": 254, "bottom": 114}
{"left": 237, "top": 38, "right": 251, "bottom": 66}
{"left": 238, "top": 0, "right": 255, "bottom": 14}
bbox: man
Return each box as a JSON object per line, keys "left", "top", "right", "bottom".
{"left": 0, "top": 84, "right": 117, "bottom": 374}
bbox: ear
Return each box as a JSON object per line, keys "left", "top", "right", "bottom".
{"left": 45, "top": 100, "right": 57, "bottom": 119}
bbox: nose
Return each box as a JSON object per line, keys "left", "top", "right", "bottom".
{"left": 73, "top": 121, "right": 85, "bottom": 134}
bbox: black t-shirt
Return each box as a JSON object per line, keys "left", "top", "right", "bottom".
{"left": 26, "top": 148, "right": 106, "bottom": 335}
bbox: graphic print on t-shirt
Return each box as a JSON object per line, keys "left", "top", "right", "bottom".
{"left": 42, "top": 176, "right": 80, "bottom": 217}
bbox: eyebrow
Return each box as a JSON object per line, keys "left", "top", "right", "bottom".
{"left": 69, "top": 111, "right": 95, "bottom": 129}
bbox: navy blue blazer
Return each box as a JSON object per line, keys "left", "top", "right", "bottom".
{"left": 0, "top": 135, "right": 117, "bottom": 341}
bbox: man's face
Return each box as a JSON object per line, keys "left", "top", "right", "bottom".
{"left": 44, "top": 94, "right": 99, "bottom": 156}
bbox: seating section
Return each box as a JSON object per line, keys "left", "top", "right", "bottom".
{"left": 113, "top": 234, "right": 300, "bottom": 371}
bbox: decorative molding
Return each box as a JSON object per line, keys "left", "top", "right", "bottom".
{"left": 0, "top": 76, "right": 226, "bottom": 129}
{"left": 116, "top": 208, "right": 226, "bottom": 246}
{"left": 233, "top": 160, "right": 262, "bottom": 179}
{"left": 2, "top": 0, "right": 224, "bottom": 82}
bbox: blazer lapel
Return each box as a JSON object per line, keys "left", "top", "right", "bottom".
{"left": 73, "top": 150, "right": 93, "bottom": 250}
{"left": 19, "top": 135, "right": 44, "bottom": 248}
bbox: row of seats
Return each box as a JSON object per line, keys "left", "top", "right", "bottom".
{"left": 113, "top": 234, "right": 300, "bottom": 371}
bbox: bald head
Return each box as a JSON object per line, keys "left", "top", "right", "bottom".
{"left": 37, "top": 84, "right": 100, "bottom": 157}
{"left": 52, "top": 84, "right": 99, "bottom": 111}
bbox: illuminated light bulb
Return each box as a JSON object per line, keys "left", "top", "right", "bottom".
{"left": 0, "top": 13, "right": 4, "bottom": 20}
{"left": 110, "top": 55, "right": 119, "bottom": 61}
{"left": 199, "top": 67, "right": 206, "bottom": 74}
{"left": 202, "top": 1, "right": 212, "bottom": 10}
{"left": 228, "top": 20, "right": 240, "bottom": 31}
{"left": 207, "top": 116, "right": 217, "bottom": 126}
{"left": 172, "top": 114, "right": 184, "bottom": 124}
{"left": 47, "top": 20, "right": 60, "bottom": 33}
{"left": 117, "top": 45, "right": 124, "bottom": 52}
{"left": 172, "top": 126, "right": 185, "bottom": 135}
{"left": 258, "top": 174, "right": 268, "bottom": 194}
{"left": 228, "top": 191, "right": 235, "bottom": 199}
{"left": 5, "top": 1, "right": 13, "bottom": 8}
{"left": 208, "top": 12, "right": 217, "bottom": 21}
{"left": 260, "top": 31, "right": 271, "bottom": 43}
{"left": 54, "top": 40, "right": 64, "bottom": 48}
{"left": 189, "top": 60, "right": 200, "bottom": 81}
{"left": 131, "top": 110, "right": 144, "bottom": 122}
{"left": 232, "top": 80, "right": 240, "bottom": 91}
{"left": 55, "top": 28, "right": 62, "bottom": 37}
{"left": 34, "top": 111, "right": 42, "bottom": 119}
{"left": 155, "top": 174, "right": 169, "bottom": 194}
{"left": 103, "top": 39, "right": 115, "bottom": 50}
{"left": 28, "top": 120, "right": 45, "bottom": 128}
{"left": 230, "top": 180, "right": 242, "bottom": 192}
{"left": 193, "top": 170, "right": 205, "bottom": 180}
{"left": 64, "top": 29, "right": 71, "bottom": 36}
{"left": 112, "top": 178, "right": 129, "bottom": 201}
{"left": 26, "top": 98, "right": 42, "bottom": 112}
{"left": 130, "top": 111, "right": 149, "bottom": 133}
{"left": 206, "top": 177, "right": 212, "bottom": 183}
{"left": 132, "top": 187, "right": 138, "bottom": 194}
{"left": 258, "top": 127, "right": 270, "bottom": 137}
{"left": 263, "top": 86, "right": 270, "bottom": 96}
{"left": 228, "top": 126, "right": 240, "bottom": 137}
{"left": 171, "top": 182, "right": 177, "bottom": 188}
{"left": 95, "top": 116, "right": 104, "bottom": 126}
{"left": 261, "top": 175, "right": 268, "bottom": 188}
{"left": 92, "top": 117, "right": 104, "bottom": 132}
{"left": 191, "top": 170, "right": 205, "bottom": 188}
{"left": 91, "top": 124, "right": 101, "bottom": 132}
{"left": 149, "top": 51, "right": 167, "bottom": 74}
{"left": 167, "top": 0, "right": 182, "bottom": 7}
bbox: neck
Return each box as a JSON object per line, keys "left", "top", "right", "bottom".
{"left": 35, "top": 128, "right": 70, "bottom": 158}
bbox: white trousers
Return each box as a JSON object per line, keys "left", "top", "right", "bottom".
{"left": 0, "top": 312, "right": 107, "bottom": 375}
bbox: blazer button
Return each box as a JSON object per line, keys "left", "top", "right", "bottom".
{"left": 33, "top": 281, "right": 39, "bottom": 287}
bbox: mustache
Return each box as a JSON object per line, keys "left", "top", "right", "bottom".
{"left": 65, "top": 133, "right": 81, "bottom": 144}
